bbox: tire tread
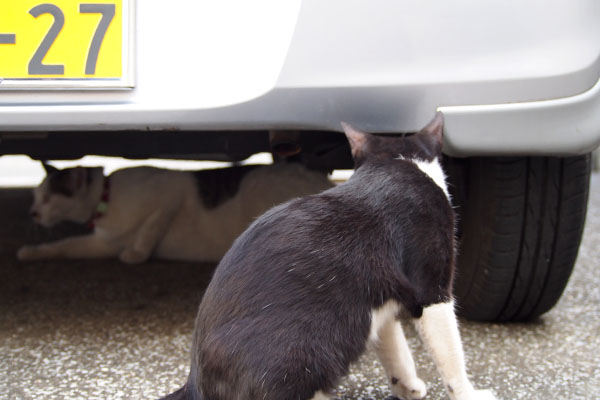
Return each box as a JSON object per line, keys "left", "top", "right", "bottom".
{"left": 447, "top": 155, "right": 590, "bottom": 322}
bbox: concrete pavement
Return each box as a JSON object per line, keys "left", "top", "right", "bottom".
{"left": 1, "top": 176, "right": 599, "bottom": 400}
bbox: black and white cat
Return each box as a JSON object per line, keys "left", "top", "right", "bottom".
{"left": 159, "top": 113, "right": 496, "bottom": 400}
{"left": 17, "top": 163, "right": 333, "bottom": 264}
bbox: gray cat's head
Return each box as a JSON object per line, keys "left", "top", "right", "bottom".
{"left": 30, "top": 163, "right": 102, "bottom": 227}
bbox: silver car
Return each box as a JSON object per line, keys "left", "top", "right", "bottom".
{"left": 1, "top": 0, "right": 599, "bottom": 321}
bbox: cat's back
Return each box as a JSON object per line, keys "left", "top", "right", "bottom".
{"left": 191, "top": 163, "right": 331, "bottom": 210}
{"left": 110, "top": 166, "right": 188, "bottom": 182}
{"left": 109, "top": 166, "right": 195, "bottom": 196}
{"left": 203, "top": 158, "right": 453, "bottom": 306}
{"left": 215, "top": 158, "right": 451, "bottom": 274}
{"left": 104, "top": 167, "right": 196, "bottom": 223}
{"left": 235, "top": 163, "right": 333, "bottom": 205}
{"left": 191, "top": 165, "right": 261, "bottom": 210}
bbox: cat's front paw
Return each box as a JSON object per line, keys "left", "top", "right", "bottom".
{"left": 471, "top": 389, "right": 497, "bottom": 400}
{"left": 17, "top": 245, "right": 43, "bottom": 261}
{"left": 450, "top": 387, "right": 497, "bottom": 400}
{"left": 391, "top": 377, "right": 427, "bottom": 400}
{"left": 119, "top": 248, "right": 149, "bottom": 264}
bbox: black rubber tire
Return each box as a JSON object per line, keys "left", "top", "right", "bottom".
{"left": 444, "top": 155, "right": 591, "bottom": 322}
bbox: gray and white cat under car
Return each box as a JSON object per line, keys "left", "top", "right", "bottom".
{"left": 17, "top": 163, "right": 333, "bottom": 264}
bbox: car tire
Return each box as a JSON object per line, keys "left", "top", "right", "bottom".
{"left": 444, "top": 155, "right": 591, "bottom": 322}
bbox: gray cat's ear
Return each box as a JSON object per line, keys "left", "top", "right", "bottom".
{"left": 420, "top": 112, "right": 444, "bottom": 145}
{"left": 341, "top": 122, "right": 368, "bottom": 159}
{"left": 41, "top": 161, "right": 59, "bottom": 175}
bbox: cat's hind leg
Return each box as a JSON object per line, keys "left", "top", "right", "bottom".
{"left": 373, "top": 319, "right": 426, "bottom": 400}
{"left": 309, "top": 390, "right": 331, "bottom": 400}
{"left": 119, "top": 209, "right": 173, "bottom": 264}
{"left": 414, "top": 301, "right": 496, "bottom": 400}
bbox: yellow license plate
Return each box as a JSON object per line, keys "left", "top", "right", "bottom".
{"left": 0, "top": 0, "right": 133, "bottom": 89}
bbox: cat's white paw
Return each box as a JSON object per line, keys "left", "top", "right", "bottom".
{"left": 119, "top": 248, "right": 149, "bottom": 264}
{"left": 453, "top": 388, "right": 497, "bottom": 400}
{"left": 17, "top": 245, "right": 42, "bottom": 261}
{"left": 445, "top": 384, "right": 497, "bottom": 400}
{"left": 472, "top": 389, "right": 497, "bottom": 400}
{"left": 392, "top": 377, "right": 427, "bottom": 400}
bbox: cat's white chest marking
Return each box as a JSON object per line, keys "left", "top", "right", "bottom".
{"left": 398, "top": 156, "right": 450, "bottom": 200}
{"left": 369, "top": 301, "right": 400, "bottom": 343}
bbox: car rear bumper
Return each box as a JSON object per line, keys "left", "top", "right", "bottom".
{"left": 1, "top": 0, "right": 599, "bottom": 156}
{"left": 441, "top": 76, "right": 600, "bottom": 156}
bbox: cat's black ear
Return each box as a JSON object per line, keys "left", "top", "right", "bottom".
{"left": 69, "top": 167, "right": 87, "bottom": 192}
{"left": 41, "top": 161, "right": 59, "bottom": 175}
{"left": 49, "top": 167, "right": 86, "bottom": 197}
{"left": 341, "top": 122, "right": 369, "bottom": 160}
{"left": 420, "top": 112, "right": 444, "bottom": 145}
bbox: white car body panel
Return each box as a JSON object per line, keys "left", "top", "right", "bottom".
{"left": 1, "top": 0, "right": 599, "bottom": 156}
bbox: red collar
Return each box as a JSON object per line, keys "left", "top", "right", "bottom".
{"left": 87, "top": 176, "right": 110, "bottom": 229}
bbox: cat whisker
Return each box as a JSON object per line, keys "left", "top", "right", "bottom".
{"left": 261, "top": 371, "right": 268, "bottom": 386}
{"left": 262, "top": 303, "right": 273, "bottom": 310}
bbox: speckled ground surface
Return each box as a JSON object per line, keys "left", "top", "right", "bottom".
{"left": 1, "top": 176, "right": 599, "bottom": 400}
